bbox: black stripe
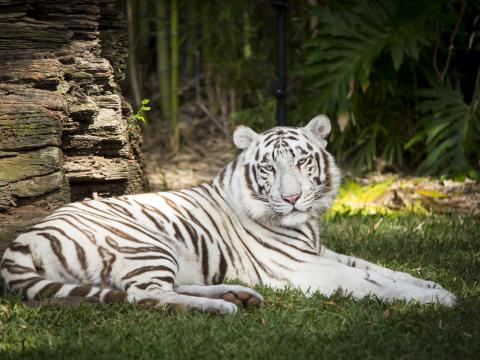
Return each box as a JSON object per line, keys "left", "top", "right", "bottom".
{"left": 320, "top": 148, "right": 332, "bottom": 191}
{"left": 105, "top": 236, "right": 178, "bottom": 267}
{"left": 218, "top": 166, "right": 227, "bottom": 185}
{"left": 197, "top": 184, "right": 239, "bottom": 269}
{"left": 36, "top": 282, "right": 63, "bottom": 299}
{"left": 243, "top": 228, "right": 305, "bottom": 263}
{"left": 38, "top": 233, "right": 82, "bottom": 282}
{"left": 8, "top": 243, "right": 31, "bottom": 254}
{"left": 34, "top": 226, "right": 88, "bottom": 272}
{"left": 216, "top": 243, "right": 227, "bottom": 284}
{"left": 229, "top": 157, "right": 239, "bottom": 185}
{"left": 314, "top": 152, "right": 322, "bottom": 185}
{"left": 121, "top": 265, "right": 176, "bottom": 280}
{"left": 74, "top": 213, "right": 159, "bottom": 245}
{"left": 178, "top": 216, "right": 200, "bottom": 255}
{"left": 81, "top": 201, "right": 134, "bottom": 224}
{"left": 175, "top": 190, "right": 223, "bottom": 242}
{"left": 201, "top": 235, "right": 209, "bottom": 283}
{"left": 172, "top": 222, "right": 187, "bottom": 244}
{"left": 134, "top": 200, "right": 172, "bottom": 223}
{"left": 103, "top": 201, "right": 134, "bottom": 217}
{"left": 141, "top": 208, "right": 165, "bottom": 232}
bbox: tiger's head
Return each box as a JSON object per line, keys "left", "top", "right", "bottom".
{"left": 225, "top": 115, "right": 340, "bottom": 227}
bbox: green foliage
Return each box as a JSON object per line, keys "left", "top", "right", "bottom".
{"left": 297, "top": 0, "right": 434, "bottom": 114}
{"left": 231, "top": 93, "right": 276, "bottom": 131}
{"left": 296, "top": 0, "right": 480, "bottom": 177}
{"left": 407, "top": 74, "right": 480, "bottom": 179}
{"left": 129, "top": 99, "right": 151, "bottom": 129}
{"left": 1, "top": 215, "right": 479, "bottom": 358}
{"left": 181, "top": 1, "right": 275, "bottom": 131}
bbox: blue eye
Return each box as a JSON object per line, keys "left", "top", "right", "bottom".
{"left": 297, "top": 158, "right": 307, "bottom": 166}
{"left": 263, "top": 165, "right": 274, "bottom": 171}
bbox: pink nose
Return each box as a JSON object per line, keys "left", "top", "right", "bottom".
{"left": 282, "top": 193, "right": 301, "bottom": 205}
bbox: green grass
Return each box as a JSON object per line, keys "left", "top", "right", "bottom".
{"left": 1, "top": 214, "right": 479, "bottom": 359}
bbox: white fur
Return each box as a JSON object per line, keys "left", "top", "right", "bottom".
{"left": 233, "top": 126, "right": 259, "bottom": 150}
{"left": 305, "top": 115, "right": 331, "bottom": 138}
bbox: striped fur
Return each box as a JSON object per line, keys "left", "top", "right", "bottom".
{"left": 1, "top": 116, "right": 456, "bottom": 313}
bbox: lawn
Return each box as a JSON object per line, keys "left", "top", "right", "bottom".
{"left": 0, "top": 214, "right": 479, "bottom": 359}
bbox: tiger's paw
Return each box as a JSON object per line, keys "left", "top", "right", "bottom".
{"left": 407, "top": 288, "right": 457, "bottom": 307}
{"left": 194, "top": 299, "right": 238, "bottom": 315}
{"left": 219, "top": 285, "right": 264, "bottom": 307}
{"left": 171, "top": 299, "right": 238, "bottom": 315}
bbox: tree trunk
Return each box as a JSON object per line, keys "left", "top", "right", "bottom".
{"left": 0, "top": 0, "right": 149, "bottom": 254}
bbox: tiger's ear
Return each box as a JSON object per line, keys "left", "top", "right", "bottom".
{"left": 233, "top": 126, "right": 259, "bottom": 150}
{"left": 304, "top": 115, "right": 331, "bottom": 139}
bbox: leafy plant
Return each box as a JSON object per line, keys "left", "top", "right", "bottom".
{"left": 295, "top": 0, "right": 480, "bottom": 177}
{"left": 129, "top": 99, "right": 151, "bottom": 129}
{"left": 296, "top": 0, "right": 434, "bottom": 115}
{"left": 230, "top": 93, "right": 276, "bottom": 131}
{"left": 407, "top": 71, "right": 480, "bottom": 179}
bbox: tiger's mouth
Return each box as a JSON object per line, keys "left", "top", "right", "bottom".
{"left": 291, "top": 207, "right": 308, "bottom": 213}
{"left": 273, "top": 206, "right": 308, "bottom": 216}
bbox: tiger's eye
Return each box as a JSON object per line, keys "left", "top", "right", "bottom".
{"left": 264, "top": 165, "right": 274, "bottom": 171}
{"left": 297, "top": 158, "right": 307, "bottom": 166}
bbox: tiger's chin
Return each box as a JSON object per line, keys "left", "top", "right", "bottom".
{"left": 278, "top": 210, "right": 309, "bottom": 227}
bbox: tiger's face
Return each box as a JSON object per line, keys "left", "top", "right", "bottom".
{"left": 231, "top": 115, "right": 340, "bottom": 227}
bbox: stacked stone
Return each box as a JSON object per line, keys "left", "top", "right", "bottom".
{"left": 0, "top": 0, "right": 147, "bottom": 252}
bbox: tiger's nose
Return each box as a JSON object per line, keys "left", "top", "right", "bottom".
{"left": 282, "top": 193, "right": 301, "bottom": 205}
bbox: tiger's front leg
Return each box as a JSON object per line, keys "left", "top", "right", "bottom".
{"left": 175, "top": 284, "right": 263, "bottom": 306}
{"left": 289, "top": 255, "right": 456, "bottom": 306}
{"left": 321, "top": 248, "right": 444, "bottom": 289}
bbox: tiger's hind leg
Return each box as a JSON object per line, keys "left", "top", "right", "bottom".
{"left": 116, "top": 259, "right": 239, "bottom": 314}
{"left": 175, "top": 284, "right": 264, "bottom": 307}
{"left": 124, "top": 285, "right": 239, "bottom": 315}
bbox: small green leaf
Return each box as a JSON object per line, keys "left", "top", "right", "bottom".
{"left": 390, "top": 44, "right": 404, "bottom": 71}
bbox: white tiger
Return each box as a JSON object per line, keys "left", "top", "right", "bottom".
{"left": 1, "top": 116, "right": 456, "bottom": 313}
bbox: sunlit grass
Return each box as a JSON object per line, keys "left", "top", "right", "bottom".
{"left": 328, "top": 177, "right": 458, "bottom": 216}
{"left": 0, "top": 214, "right": 479, "bottom": 359}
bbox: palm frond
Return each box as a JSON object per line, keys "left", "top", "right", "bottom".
{"left": 409, "top": 71, "right": 480, "bottom": 178}
{"left": 297, "top": 0, "right": 435, "bottom": 115}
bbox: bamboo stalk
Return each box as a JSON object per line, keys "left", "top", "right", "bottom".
{"left": 127, "top": 0, "right": 141, "bottom": 108}
{"left": 201, "top": 3, "right": 217, "bottom": 116}
{"left": 138, "top": 0, "right": 150, "bottom": 88}
{"left": 184, "top": 0, "right": 197, "bottom": 77}
{"left": 243, "top": 10, "right": 252, "bottom": 59}
{"left": 138, "top": 0, "right": 150, "bottom": 51}
{"left": 155, "top": 0, "right": 171, "bottom": 124}
{"left": 170, "top": 0, "right": 180, "bottom": 152}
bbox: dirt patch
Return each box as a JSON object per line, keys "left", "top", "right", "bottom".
{"left": 143, "top": 117, "right": 236, "bottom": 191}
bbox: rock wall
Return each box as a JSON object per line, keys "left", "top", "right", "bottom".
{"left": 0, "top": 0, "right": 148, "bottom": 252}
